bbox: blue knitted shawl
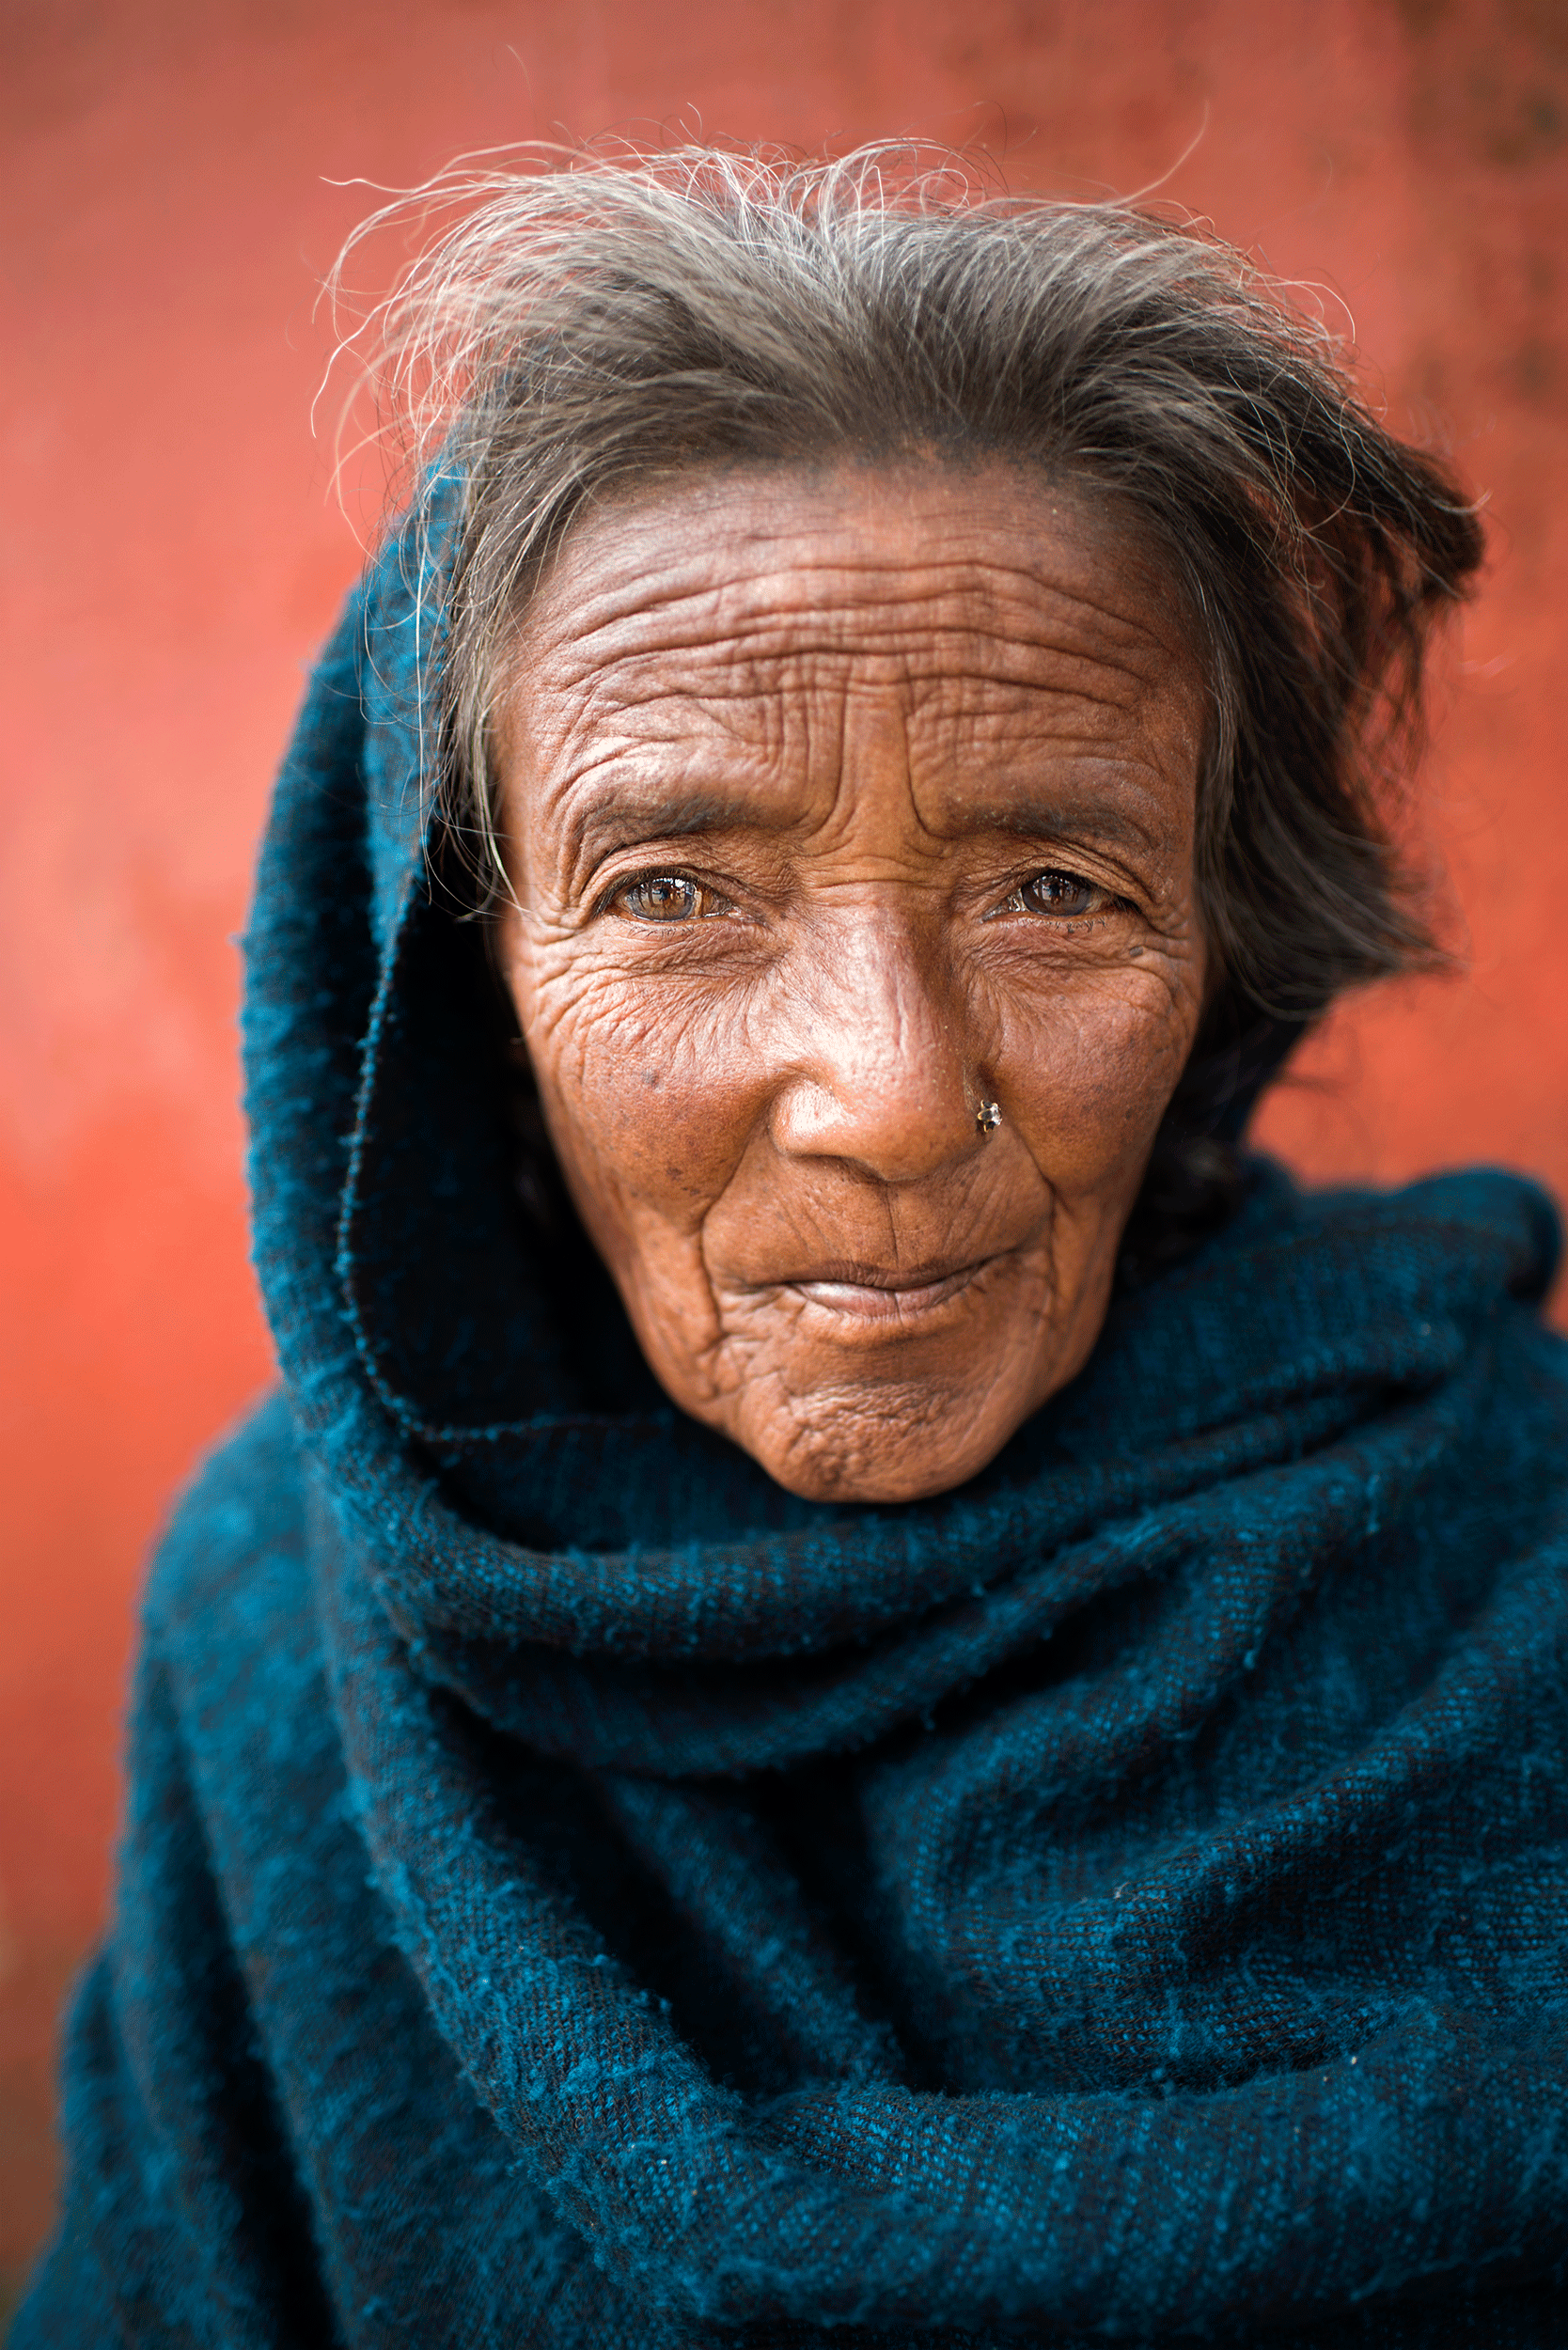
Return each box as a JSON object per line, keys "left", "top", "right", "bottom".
{"left": 17, "top": 536, "right": 1568, "bottom": 2348}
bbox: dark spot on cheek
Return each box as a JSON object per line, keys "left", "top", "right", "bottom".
{"left": 1127, "top": 945, "right": 1144, "bottom": 959}
{"left": 643, "top": 1069, "right": 663, "bottom": 1089}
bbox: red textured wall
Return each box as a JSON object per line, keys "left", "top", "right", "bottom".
{"left": 3, "top": 0, "right": 1565, "bottom": 2301}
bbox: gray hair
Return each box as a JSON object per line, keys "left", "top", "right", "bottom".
{"left": 341, "top": 145, "right": 1484, "bottom": 1271}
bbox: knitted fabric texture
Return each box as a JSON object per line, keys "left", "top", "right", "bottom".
{"left": 16, "top": 534, "right": 1568, "bottom": 2348}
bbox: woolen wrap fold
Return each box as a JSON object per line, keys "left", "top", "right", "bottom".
{"left": 17, "top": 530, "right": 1568, "bottom": 2346}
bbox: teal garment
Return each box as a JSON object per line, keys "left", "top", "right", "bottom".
{"left": 16, "top": 534, "right": 1568, "bottom": 2346}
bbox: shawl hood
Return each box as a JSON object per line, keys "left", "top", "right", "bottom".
{"left": 17, "top": 524, "right": 1568, "bottom": 2348}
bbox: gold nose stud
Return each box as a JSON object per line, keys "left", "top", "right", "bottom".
{"left": 975, "top": 1099, "right": 1002, "bottom": 1137}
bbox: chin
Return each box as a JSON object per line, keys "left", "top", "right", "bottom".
{"left": 739, "top": 1387, "right": 1029, "bottom": 1506}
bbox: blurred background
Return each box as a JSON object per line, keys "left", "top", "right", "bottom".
{"left": 3, "top": 0, "right": 1565, "bottom": 2309}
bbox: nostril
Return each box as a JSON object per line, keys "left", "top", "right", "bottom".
{"left": 771, "top": 1063, "right": 996, "bottom": 1187}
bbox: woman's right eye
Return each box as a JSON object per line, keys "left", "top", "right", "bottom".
{"left": 616, "top": 874, "right": 710, "bottom": 923}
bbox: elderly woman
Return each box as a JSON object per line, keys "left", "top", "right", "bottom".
{"left": 18, "top": 150, "right": 1568, "bottom": 2346}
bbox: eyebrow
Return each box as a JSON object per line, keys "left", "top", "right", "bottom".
{"left": 953, "top": 793, "right": 1167, "bottom": 859}
{"left": 562, "top": 776, "right": 1168, "bottom": 875}
{"left": 564, "top": 786, "right": 795, "bottom": 870}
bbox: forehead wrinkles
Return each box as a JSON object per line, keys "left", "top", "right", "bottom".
{"left": 498, "top": 477, "right": 1210, "bottom": 862}
{"left": 529, "top": 550, "right": 1183, "bottom": 710}
{"left": 525, "top": 644, "right": 1190, "bottom": 868}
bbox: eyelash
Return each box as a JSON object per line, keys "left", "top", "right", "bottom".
{"left": 604, "top": 865, "right": 1128, "bottom": 926}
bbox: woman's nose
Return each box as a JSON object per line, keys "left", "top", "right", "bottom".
{"left": 769, "top": 913, "right": 987, "bottom": 1185}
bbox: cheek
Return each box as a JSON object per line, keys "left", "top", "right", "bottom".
{"left": 516, "top": 955, "right": 768, "bottom": 1229}
{"left": 998, "top": 970, "right": 1200, "bottom": 1185}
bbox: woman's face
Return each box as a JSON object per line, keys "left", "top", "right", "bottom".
{"left": 494, "top": 462, "right": 1209, "bottom": 1502}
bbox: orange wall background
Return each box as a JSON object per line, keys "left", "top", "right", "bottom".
{"left": 3, "top": 0, "right": 1565, "bottom": 2304}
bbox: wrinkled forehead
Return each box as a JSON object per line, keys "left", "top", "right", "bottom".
{"left": 491, "top": 461, "right": 1211, "bottom": 851}
{"left": 510, "top": 460, "right": 1202, "bottom": 688}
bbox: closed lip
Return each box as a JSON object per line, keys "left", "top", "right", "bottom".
{"left": 777, "top": 1255, "right": 998, "bottom": 1319}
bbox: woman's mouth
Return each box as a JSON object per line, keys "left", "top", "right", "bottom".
{"left": 779, "top": 1256, "right": 999, "bottom": 1322}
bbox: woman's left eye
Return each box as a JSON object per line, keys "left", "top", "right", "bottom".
{"left": 1000, "top": 869, "right": 1105, "bottom": 920}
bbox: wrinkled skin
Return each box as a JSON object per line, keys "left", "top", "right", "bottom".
{"left": 493, "top": 462, "right": 1209, "bottom": 1503}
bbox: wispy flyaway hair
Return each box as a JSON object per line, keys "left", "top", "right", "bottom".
{"left": 335, "top": 143, "right": 1484, "bottom": 1266}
